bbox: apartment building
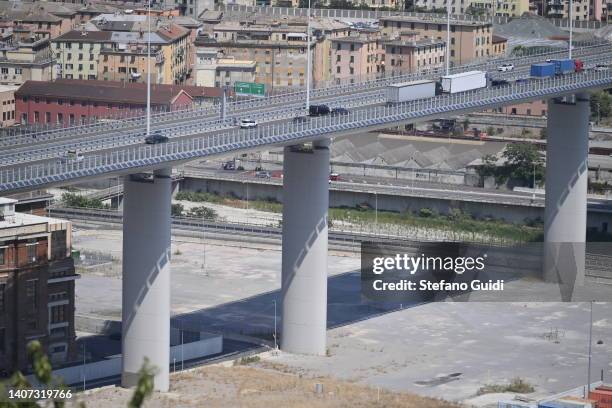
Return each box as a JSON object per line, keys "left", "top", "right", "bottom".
{"left": 379, "top": 16, "right": 492, "bottom": 65}
{"left": 329, "top": 33, "right": 383, "bottom": 83}
{"left": 89, "top": 14, "right": 198, "bottom": 84}
{"left": 546, "top": 0, "right": 591, "bottom": 19}
{"left": 195, "top": 47, "right": 256, "bottom": 87}
{"left": 470, "top": 0, "right": 530, "bottom": 16}
{"left": 381, "top": 31, "right": 446, "bottom": 74}
{"left": 0, "top": 85, "right": 17, "bottom": 127}
{"left": 0, "top": 37, "right": 55, "bottom": 86}
{"left": 52, "top": 30, "right": 112, "bottom": 81}
{"left": 491, "top": 35, "right": 508, "bottom": 56}
{"left": 203, "top": 21, "right": 313, "bottom": 90}
{"left": 0, "top": 198, "right": 78, "bottom": 374}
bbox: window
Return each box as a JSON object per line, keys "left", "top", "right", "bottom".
{"left": 57, "top": 113, "right": 63, "bottom": 124}
{"left": 78, "top": 43, "right": 83, "bottom": 50}
{"left": 27, "top": 243, "right": 36, "bottom": 261}
{"left": 25, "top": 279, "right": 37, "bottom": 313}
{"left": 0, "top": 283, "right": 5, "bottom": 312}
{"left": 0, "top": 68, "right": 7, "bottom": 74}
{"left": 13, "top": 67, "right": 20, "bottom": 74}
{"left": 50, "top": 305, "right": 66, "bottom": 324}
{"left": 336, "top": 66, "right": 340, "bottom": 73}
{"left": 33, "top": 111, "right": 39, "bottom": 123}
{"left": 69, "top": 114, "right": 75, "bottom": 124}
{"left": 45, "top": 112, "right": 50, "bottom": 123}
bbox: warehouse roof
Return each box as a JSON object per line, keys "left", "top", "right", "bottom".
{"left": 16, "top": 80, "right": 222, "bottom": 105}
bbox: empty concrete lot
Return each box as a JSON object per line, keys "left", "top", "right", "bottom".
{"left": 72, "top": 226, "right": 612, "bottom": 404}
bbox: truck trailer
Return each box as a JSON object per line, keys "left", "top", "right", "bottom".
{"left": 530, "top": 63, "right": 556, "bottom": 78}
{"left": 386, "top": 80, "right": 436, "bottom": 104}
{"left": 440, "top": 71, "right": 487, "bottom": 94}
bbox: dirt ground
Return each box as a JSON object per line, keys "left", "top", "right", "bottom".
{"left": 77, "top": 360, "right": 460, "bottom": 408}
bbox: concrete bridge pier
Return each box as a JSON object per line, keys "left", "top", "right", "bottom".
{"left": 281, "top": 140, "right": 330, "bottom": 355}
{"left": 543, "top": 94, "right": 589, "bottom": 292}
{"left": 121, "top": 168, "right": 172, "bottom": 391}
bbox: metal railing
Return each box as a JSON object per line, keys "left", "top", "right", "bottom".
{"left": 2, "top": 43, "right": 611, "bottom": 150}
{"left": 3, "top": 68, "right": 612, "bottom": 192}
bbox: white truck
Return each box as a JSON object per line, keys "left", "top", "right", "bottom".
{"left": 386, "top": 80, "right": 436, "bottom": 104}
{"left": 440, "top": 71, "right": 487, "bottom": 94}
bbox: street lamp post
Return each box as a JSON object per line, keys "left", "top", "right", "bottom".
{"left": 273, "top": 299, "right": 277, "bottom": 349}
{"left": 446, "top": 0, "right": 451, "bottom": 75}
{"left": 146, "top": 0, "right": 152, "bottom": 137}
{"left": 569, "top": 0, "right": 573, "bottom": 59}
{"left": 587, "top": 301, "right": 593, "bottom": 396}
{"left": 306, "top": 0, "right": 312, "bottom": 110}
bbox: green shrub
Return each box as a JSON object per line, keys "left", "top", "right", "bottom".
{"left": 418, "top": 208, "right": 433, "bottom": 218}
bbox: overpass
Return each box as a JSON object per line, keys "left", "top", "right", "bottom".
{"left": 0, "top": 47, "right": 609, "bottom": 391}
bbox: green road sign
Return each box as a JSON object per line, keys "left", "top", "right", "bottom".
{"left": 235, "top": 81, "right": 265, "bottom": 97}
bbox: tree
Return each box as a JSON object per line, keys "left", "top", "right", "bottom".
{"left": 171, "top": 203, "right": 184, "bottom": 217}
{"left": 462, "top": 118, "right": 470, "bottom": 131}
{"left": 0, "top": 340, "right": 155, "bottom": 407}
{"left": 502, "top": 143, "right": 545, "bottom": 187}
{"left": 477, "top": 154, "right": 498, "bottom": 179}
{"left": 590, "top": 90, "right": 612, "bottom": 122}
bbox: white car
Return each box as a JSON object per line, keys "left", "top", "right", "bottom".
{"left": 497, "top": 63, "right": 514, "bottom": 72}
{"left": 239, "top": 119, "right": 258, "bottom": 129}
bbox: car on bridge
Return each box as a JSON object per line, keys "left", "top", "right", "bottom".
{"left": 58, "top": 149, "right": 84, "bottom": 164}
{"left": 331, "top": 107, "right": 349, "bottom": 116}
{"left": 309, "top": 104, "right": 331, "bottom": 117}
{"left": 240, "top": 119, "right": 258, "bottom": 129}
{"left": 292, "top": 115, "right": 309, "bottom": 123}
{"left": 491, "top": 79, "right": 510, "bottom": 87}
{"left": 497, "top": 63, "right": 514, "bottom": 72}
{"left": 255, "top": 170, "right": 271, "bottom": 178}
{"left": 144, "top": 131, "right": 169, "bottom": 144}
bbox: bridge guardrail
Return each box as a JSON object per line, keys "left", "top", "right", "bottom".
{"left": 3, "top": 69, "right": 612, "bottom": 192}
{"left": 2, "top": 43, "right": 611, "bottom": 149}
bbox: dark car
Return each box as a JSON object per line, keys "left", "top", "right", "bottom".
{"left": 293, "top": 115, "right": 309, "bottom": 123}
{"left": 491, "top": 79, "right": 509, "bottom": 87}
{"left": 309, "top": 104, "right": 331, "bottom": 117}
{"left": 145, "top": 131, "right": 169, "bottom": 144}
{"left": 331, "top": 107, "right": 349, "bottom": 116}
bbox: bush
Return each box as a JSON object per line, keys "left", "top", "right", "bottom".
{"left": 171, "top": 203, "right": 184, "bottom": 217}
{"left": 61, "top": 192, "right": 109, "bottom": 209}
{"left": 477, "top": 377, "right": 535, "bottom": 395}
{"left": 189, "top": 206, "right": 217, "bottom": 219}
{"left": 418, "top": 208, "right": 434, "bottom": 218}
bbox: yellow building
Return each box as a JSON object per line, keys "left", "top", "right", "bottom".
{"left": 52, "top": 31, "right": 112, "bottom": 80}
{"left": 471, "top": 0, "right": 530, "bottom": 16}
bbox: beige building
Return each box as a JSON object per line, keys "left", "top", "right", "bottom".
{"left": 202, "top": 21, "right": 314, "bottom": 90}
{"left": 195, "top": 47, "right": 256, "bottom": 87}
{"left": 491, "top": 35, "right": 508, "bottom": 56}
{"left": 0, "top": 85, "right": 17, "bottom": 127}
{"left": 547, "top": 0, "right": 591, "bottom": 20}
{"left": 52, "top": 31, "right": 112, "bottom": 81}
{"left": 411, "top": 0, "right": 529, "bottom": 15}
{"left": 329, "top": 33, "right": 383, "bottom": 84}
{"left": 0, "top": 37, "right": 56, "bottom": 86}
{"left": 381, "top": 31, "right": 446, "bottom": 75}
{"left": 379, "top": 16, "right": 492, "bottom": 65}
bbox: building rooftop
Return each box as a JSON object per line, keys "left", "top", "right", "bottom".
{"left": 330, "top": 34, "right": 379, "bottom": 44}
{"left": 16, "top": 79, "right": 222, "bottom": 105}
{"left": 379, "top": 15, "right": 492, "bottom": 27}
{"left": 52, "top": 30, "right": 113, "bottom": 43}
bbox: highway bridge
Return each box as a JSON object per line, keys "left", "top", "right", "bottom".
{"left": 0, "top": 45, "right": 608, "bottom": 391}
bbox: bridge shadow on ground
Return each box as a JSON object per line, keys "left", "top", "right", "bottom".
{"left": 172, "top": 270, "right": 407, "bottom": 340}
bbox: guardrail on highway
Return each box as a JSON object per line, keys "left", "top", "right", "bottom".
{"left": 2, "top": 43, "right": 611, "bottom": 150}
{"left": 3, "top": 69, "right": 612, "bottom": 192}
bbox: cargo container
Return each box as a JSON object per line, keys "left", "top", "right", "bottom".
{"left": 551, "top": 59, "right": 576, "bottom": 75}
{"left": 538, "top": 397, "right": 595, "bottom": 408}
{"left": 498, "top": 400, "right": 537, "bottom": 408}
{"left": 386, "top": 80, "right": 436, "bottom": 104}
{"left": 440, "top": 70, "right": 487, "bottom": 94}
{"left": 531, "top": 63, "right": 556, "bottom": 78}
{"left": 589, "top": 387, "right": 612, "bottom": 408}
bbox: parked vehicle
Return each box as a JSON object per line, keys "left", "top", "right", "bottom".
{"left": 222, "top": 160, "right": 236, "bottom": 170}
{"left": 386, "top": 80, "right": 436, "bottom": 104}
{"left": 144, "top": 131, "right": 168, "bottom": 144}
{"left": 255, "top": 170, "right": 271, "bottom": 178}
{"left": 331, "top": 107, "right": 349, "bottom": 116}
{"left": 240, "top": 118, "right": 258, "bottom": 129}
{"left": 439, "top": 71, "right": 487, "bottom": 94}
{"left": 309, "top": 104, "right": 331, "bottom": 116}
{"left": 329, "top": 173, "right": 340, "bottom": 181}
{"left": 497, "top": 63, "right": 514, "bottom": 72}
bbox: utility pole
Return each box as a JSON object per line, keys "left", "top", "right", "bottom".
{"left": 569, "top": 0, "right": 573, "bottom": 59}
{"left": 306, "top": 0, "right": 312, "bottom": 110}
{"left": 446, "top": 0, "right": 451, "bottom": 75}
{"left": 587, "top": 301, "right": 593, "bottom": 396}
{"left": 146, "top": 0, "right": 152, "bottom": 137}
